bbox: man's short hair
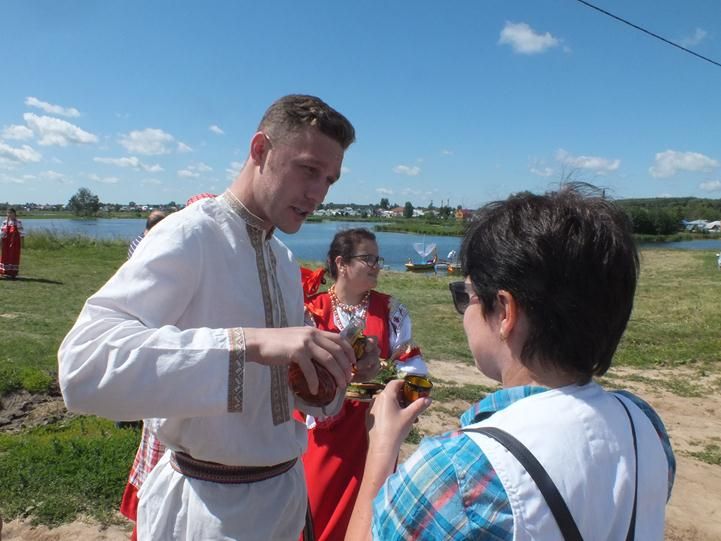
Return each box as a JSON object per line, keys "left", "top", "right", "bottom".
{"left": 460, "top": 183, "right": 639, "bottom": 382}
{"left": 258, "top": 94, "right": 355, "bottom": 150}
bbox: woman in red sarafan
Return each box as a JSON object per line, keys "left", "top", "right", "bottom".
{"left": 1, "top": 208, "right": 25, "bottom": 279}
{"left": 298, "top": 228, "right": 427, "bottom": 541}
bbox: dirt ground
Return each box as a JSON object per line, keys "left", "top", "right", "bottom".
{"left": 1, "top": 359, "right": 719, "bottom": 540}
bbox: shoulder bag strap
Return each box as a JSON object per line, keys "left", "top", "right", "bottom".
{"left": 463, "top": 426, "right": 584, "bottom": 541}
{"left": 613, "top": 395, "right": 638, "bottom": 541}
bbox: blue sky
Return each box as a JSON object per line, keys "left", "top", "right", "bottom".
{"left": 1, "top": 0, "right": 720, "bottom": 208}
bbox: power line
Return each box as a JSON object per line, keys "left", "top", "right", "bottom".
{"left": 574, "top": 0, "right": 721, "bottom": 69}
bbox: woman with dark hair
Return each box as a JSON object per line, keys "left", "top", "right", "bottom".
{"left": 1, "top": 208, "right": 24, "bottom": 279}
{"left": 299, "top": 228, "right": 427, "bottom": 541}
{"left": 347, "top": 185, "right": 675, "bottom": 540}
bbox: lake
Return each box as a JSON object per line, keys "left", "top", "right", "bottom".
{"left": 22, "top": 218, "right": 721, "bottom": 272}
{"left": 21, "top": 218, "right": 462, "bottom": 272}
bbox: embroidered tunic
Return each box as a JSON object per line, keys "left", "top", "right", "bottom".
{"left": 58, "top": 193, "right": 343, "bottom": 540}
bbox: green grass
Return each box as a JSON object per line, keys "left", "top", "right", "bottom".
{"left": 1, "top": 239, "right": 721, "bottom": 527}
{"left": 0, "top": 417, "right": 139, "bottom": 526}
{"left": 0, "top": 232, "right": 127, "bottom": 397}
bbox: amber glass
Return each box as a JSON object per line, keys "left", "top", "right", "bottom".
{"left": 402, "top": 374, "right": 433, "bottom": 405}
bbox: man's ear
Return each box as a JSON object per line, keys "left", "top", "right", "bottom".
{"left": 496, "top": 290, "right": 518, "bottom": 340}
{"left": 249, "top": 132, "right": 270, "bottom": 167}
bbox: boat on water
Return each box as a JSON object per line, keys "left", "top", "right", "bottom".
{"left": 405, "top": 260, "right": 437, "bottom": 272}
{"left": 405, "top": 241, "right": 438, "bottom": 272}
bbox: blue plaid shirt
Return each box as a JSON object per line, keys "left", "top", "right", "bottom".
{"left": 371, "top": 385, "right": 675, "bottom": 540}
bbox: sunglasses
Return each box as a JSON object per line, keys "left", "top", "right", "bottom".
{"left": 349, "top": 254, "right": 385, "bottom": 268}
{"left": 449, "top": 281, "right": 470, "bottom": 314}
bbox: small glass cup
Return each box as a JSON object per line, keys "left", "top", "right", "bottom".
{"left": 402, "top": 374, "right": 433, "bottom": 405}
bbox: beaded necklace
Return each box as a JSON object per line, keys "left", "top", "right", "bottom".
{"left": 329, "top": 285, "right": 370, "bottom": 327}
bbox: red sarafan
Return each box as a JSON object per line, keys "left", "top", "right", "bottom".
{"left": 288, "top": 361, "right": 337, "bottom": 406}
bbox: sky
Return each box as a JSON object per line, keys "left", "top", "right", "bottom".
{"left": 1, "top": 0, "right": 720, "bottom": 208}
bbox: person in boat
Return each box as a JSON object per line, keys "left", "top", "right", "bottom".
{"left": 299, "top": 227, "right": 428, "bottom": 541}
{"left": 58, "top": 94, "right": 367, "bottom": 541}
{"left": 346, "top": 184, "right": 675, "bottom": 540}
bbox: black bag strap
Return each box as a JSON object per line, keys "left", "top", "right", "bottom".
{"left": 614, "top": 395, "right": 638, "bottom": 541}
{"left": 462, "top": 426, "right": 584, "bottom": 541}
{"left": 463, "top": 394, "right": 639, "bottom": 541}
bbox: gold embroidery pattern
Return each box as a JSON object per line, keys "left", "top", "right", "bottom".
{"left": 268, "top": 247, "right": 290, "bottom": 423}
{"left": 247, "top": 224, "right": 291, "bottom": 426}
{"left": 220, "top": 191, "right": 271, "bottom": 232}
{"left": 227, "top": 327, "right": 246, "bottom": 412}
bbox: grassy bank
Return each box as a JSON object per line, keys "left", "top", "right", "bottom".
{"left": 1, "top": 234, "right": 720, "bottom": 526}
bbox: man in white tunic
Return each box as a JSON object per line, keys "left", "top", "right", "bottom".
{"left": 58, "top": 95, "right": 372, "bottom": 540}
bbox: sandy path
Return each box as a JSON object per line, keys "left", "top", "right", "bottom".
{"left": 2, "top": 359, "right": 719, "bottom": 540}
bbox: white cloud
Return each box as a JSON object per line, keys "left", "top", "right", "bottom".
{"left": 142, "top": 178, "right": 162, "bottom": 186}
{"left": 0, "top": 141, "right": 42, "bottom": 164}
{"left": 680, "top": 28, "right": 707, "bottom": 48}
{"left": 0, "top": 173, "right": 28, "bottom": 184}
{"left": 440, "top": 149, "right": 453, "bottom": 156}
{"left": 226, "top": 160, "right": 245, "bottom": 180}
{"left": 178, "top": 161, "right": 212, "bottom": 178}
{"left": 25, "top": 96, "right": 80, "bottom": 118}
{"left": 119, "top": 128, "right": 175, "bottom": 155}
{"left": 209, "top": 125, "right": 224, "bottom": 135}
{"left": 23, "top": 113, "right": 97, "bottom": 146}
{"left": 699, "top": 180, "right": 721, "bottom": 192}
{"left": 649, "top": 150, "right": 719, "bottom": 178}
{"left": 530, "top": 166, "right": 554, "bottom": 177}
{"left": 393, "top": 164, "right": 421, "bottom": 176}
{"left": 499, "top": 22, "right": 560, "bottom": 54}
{"left": 376, "top": 187, "right": 394, "bottom": 195}
{"left": 40, "top": 170, "right": 68, "bottom": 183}
{"left": 177, "top": 142, "right": 193, "bottom": 153}
{"left": 88, "top": 173, "right": 120, "bottom": 184}
{"left": 2, "top": 124, "right": 34, "bottom": 141}
{"left": 94, "top": 156, "right": 164, "bottom": 173}
{"left": 555, "top": 149, "right": 620, "bottom": 175}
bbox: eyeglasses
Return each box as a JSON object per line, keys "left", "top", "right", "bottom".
{"left": 349, "top": 254, "right": 384, "bottom": 268}
{"left": 449, "top": 281, "right": 470, "bottom": 314}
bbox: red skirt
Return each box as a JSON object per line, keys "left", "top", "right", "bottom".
{"left": 0, "top": 232, "right": 21, "bottom": 277}
{"left": 299, "top": 399, "right": 370, "bottom": 541}
{"left": 119, "top": 482, "right": 139, "bottom": 541}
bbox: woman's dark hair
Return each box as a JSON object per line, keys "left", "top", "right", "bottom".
{"left": 460, "top": 183, "right": 639, "bottom": 382}
{"left": 326, "top": 228, "right": 377, "bottom": 279}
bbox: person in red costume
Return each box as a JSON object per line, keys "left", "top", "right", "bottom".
{"left": 299, "top": 228, "right": 428, "bottom": 541}
{"left": 0, "top": 208, "right": 25, "bottom": 279}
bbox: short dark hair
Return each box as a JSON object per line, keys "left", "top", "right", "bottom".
{"left": 145, "top": 210, "right": 167, "bottom": 230}
{"left": 460, "top": 183, "right": 638, "bottom": 382}
{"left": 258, "top": 94, "right": 355, "bottom": 150}
{"left": 326, "top": 228, "right": 376, "bottom": 279}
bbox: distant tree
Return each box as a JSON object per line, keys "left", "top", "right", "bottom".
{"left": 379, "top": 198, "right": 390, "bottom": 210}
{"left": 167, "top": 201, "right": 177, "bottom": 208}
{"left": 68, "top": 188, "right": 100, "bottom": 217}
{"left": 129, "top": 201, "right": 136, "bottom": 207}
{"left": 403, "top": 201, "right": 414, "bottom": 219}
{"left": 438, "top": 205, "right": 452, "bottom": 219}
{"left": 428, "top": 200, "right": 435, "bottom": 210}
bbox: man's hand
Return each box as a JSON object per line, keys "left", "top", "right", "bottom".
{"left": 244, "top": 327, "right": 355, "bottom": 394}
{"left": 351, "top": 336, "right": 381, "bottom": 383}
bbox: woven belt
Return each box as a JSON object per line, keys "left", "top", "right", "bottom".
{"left": 170, "top": 451, "right": 297, "bottom": 484}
